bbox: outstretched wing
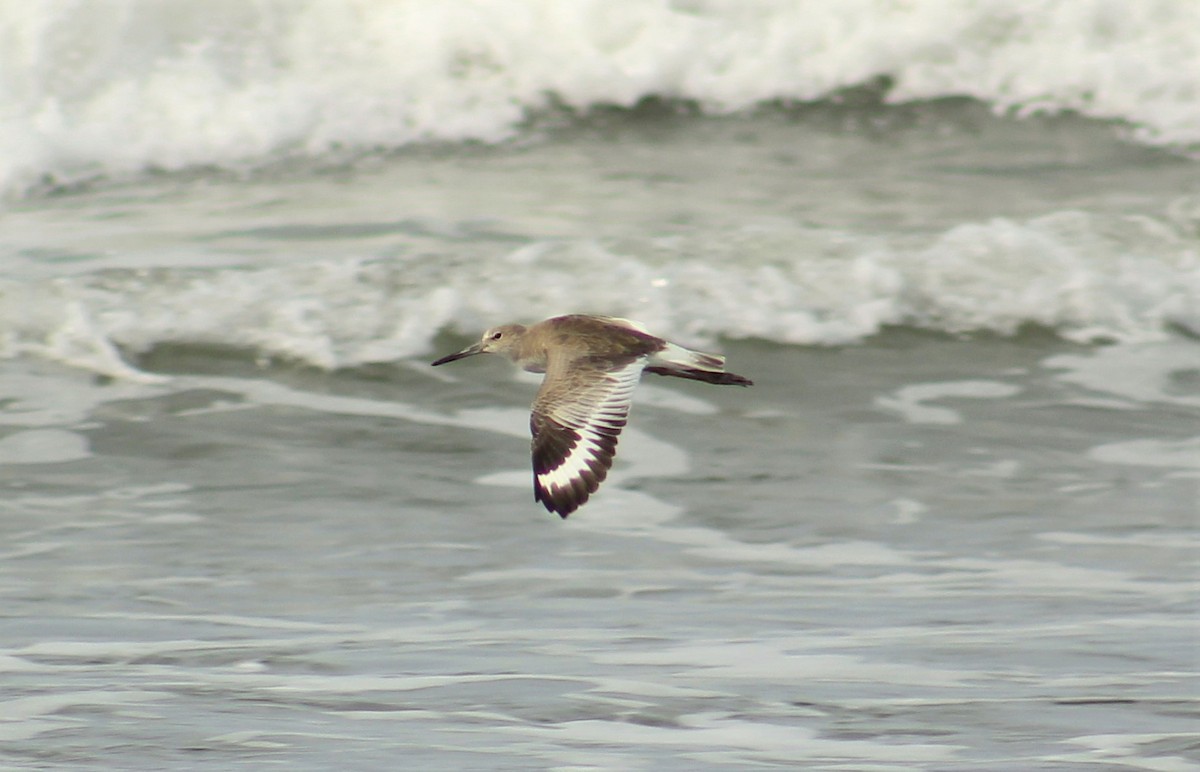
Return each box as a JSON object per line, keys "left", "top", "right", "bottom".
{"left": 530, "top": 356, "right": 645, "bottom": 518}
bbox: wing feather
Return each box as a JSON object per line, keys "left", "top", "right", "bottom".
{"left": 530, "top": 356, "right": 644, "bottom": 517}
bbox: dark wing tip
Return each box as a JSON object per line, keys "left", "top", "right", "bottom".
{"left": 534, "top": 477, "right": 587, "bottom": 519}
{"left": 534, "top": 466, "right": 607, "bottom": 519}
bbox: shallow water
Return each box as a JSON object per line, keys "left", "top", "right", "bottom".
{"left": 2, "top": 329, "right": 1197, "bottom": 770}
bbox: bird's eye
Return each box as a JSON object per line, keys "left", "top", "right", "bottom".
{"left": 490, "top": 331, "right": 503, "bottom": 340}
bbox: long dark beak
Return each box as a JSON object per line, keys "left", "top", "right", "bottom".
{"left": 430, "top": 342, "right": 484, "bottom": 366}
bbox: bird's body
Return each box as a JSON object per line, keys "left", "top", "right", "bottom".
{"left": 431, "top": 315, "right": 752, "bottom": 518}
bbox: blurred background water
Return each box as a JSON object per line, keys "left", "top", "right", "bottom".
{"left": 1, "top": 2, "right": 1198, "bottom": 769}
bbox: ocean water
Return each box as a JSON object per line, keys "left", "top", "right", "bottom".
{"left": 2, "top": 2, "right": 1199, "bottom": 770}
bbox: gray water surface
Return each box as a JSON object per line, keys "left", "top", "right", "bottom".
{"left": 2, "top": 330, "right": 1197, "bottom": 770}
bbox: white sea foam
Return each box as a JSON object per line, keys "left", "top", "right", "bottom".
{"left": 3, "top": 0, "right": 1200, "bottom": 198}
{"left": 2, "top": 211, "right": 1197, "bottom": 378}
{"left": 1045, "top": 341, "right": 1200, "bottom": 408}
{"left": 0, "top": 428, "right": 90, "bottom": 465}
{"left": 0, "top": 368, "right": 167, "bottom": 427}
{"left": 1056, "top": 733, "right": 1200, "bottom": 772}
{"left": 1088, "top": 437, "right": 1200, "bottom": 471}
{"left": 594, "top": 638, "right": 980, "bottom": 687}
{"left": 874, "top": 380, "right": 1021, "bottom": 425}
{"left": 524, "top": 711, "right": 963, "bottom": 765}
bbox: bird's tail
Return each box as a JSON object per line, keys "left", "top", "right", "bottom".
{"left": 645, "top": 344, "right": 753, "bottom": 386}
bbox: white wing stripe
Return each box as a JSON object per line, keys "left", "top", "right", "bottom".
{"left": 537, "top": 427, "right": 610, "bottom": 491}
{"left": 535, "top": 357, "right": 644, "bottom": 494}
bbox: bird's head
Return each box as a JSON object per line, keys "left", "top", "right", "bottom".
{"left": 431, "top": 324, "right": 527, "bottom": 366}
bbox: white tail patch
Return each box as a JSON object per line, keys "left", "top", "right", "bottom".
{"left": 651, "top": 342, "right": 726, "bottom": 373}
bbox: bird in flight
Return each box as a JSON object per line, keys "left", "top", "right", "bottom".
{"left": 431, "top": 315, "right": 752, "bottom": 518}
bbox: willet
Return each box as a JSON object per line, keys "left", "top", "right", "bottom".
{"left": 431, "top": 314, "right": 752, "bottom": 518}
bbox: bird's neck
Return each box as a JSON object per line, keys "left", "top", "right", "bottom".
{"left": 513, "top": 338, "right": 548, "bottom": 373}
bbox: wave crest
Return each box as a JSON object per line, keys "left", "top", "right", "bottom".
{"left": 3, "top": 211, "right": 1196, "bottom": 378}
{"left": 4, "top": 0, "right": 1200, "bottom": 198}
